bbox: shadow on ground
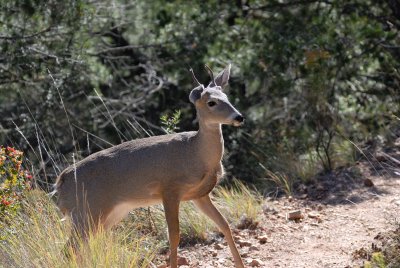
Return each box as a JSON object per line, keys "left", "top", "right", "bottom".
{"left": 294, "top": 147, "right": 400, "bottom": 206}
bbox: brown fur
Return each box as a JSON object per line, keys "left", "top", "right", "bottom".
{"left": 55, "top": 65, "right": 245, "bottom": 268}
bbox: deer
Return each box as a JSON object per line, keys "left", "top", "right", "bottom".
{"left": 55, "top": 64, "right": 246, "bottom": 268}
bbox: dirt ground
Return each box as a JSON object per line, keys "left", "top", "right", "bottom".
{"left": 163, "top": 149, "right": 400, "bottom": 268}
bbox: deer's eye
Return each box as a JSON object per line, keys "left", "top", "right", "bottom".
{"left": 207, "top": 101, "right": 217, "bottom": 107}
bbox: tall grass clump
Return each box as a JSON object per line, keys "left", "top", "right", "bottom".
{"left": 178, "top": 201, "right": 214, "bottom": 244}
{"left": 0, "top": 190, "right": 69, "bottom": 267}
{"left": 0, "top": 190, "right": 158, "bottom": 268}
{"left": 214, "top": 180, "right": 262, "bottom": 227}
{"left": 70, "top": 228, "right": 156, "bottom": 268}
{"left": 260, "top": 165, "right": 294, "bottom": 196}
{"left": 380, "top": 219, "right": 400, "bottom": 268}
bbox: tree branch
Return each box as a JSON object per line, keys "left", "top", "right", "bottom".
{"left": 249, "top": 0, "right": 332, "bottom": 10}
{"left": 0, "top": 27, "right": 51, "bottom": 40}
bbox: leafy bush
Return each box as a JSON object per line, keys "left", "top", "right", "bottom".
{"left": 160, "top": 110, "right": 182, "bottom": 134}
{"left": 0, "top": 146, "right": 32, "bottom": 220}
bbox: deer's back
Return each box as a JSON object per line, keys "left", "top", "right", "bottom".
{"left": 55, "top": 131, "right": 213, "bottom": 210}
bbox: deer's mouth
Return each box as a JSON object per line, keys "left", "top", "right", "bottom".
{"left": 232, "top": 114, "right": 244, "bottom": 127}
{"left": 232, "top": 120, "right": 245, "bottom": 127}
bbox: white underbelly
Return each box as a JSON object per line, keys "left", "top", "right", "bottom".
{"left": 104, "top": 199, "right": 162, "bottom": 229}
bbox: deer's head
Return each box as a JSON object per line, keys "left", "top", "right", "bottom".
{"left": 189, "top": 64, "right": 244, "bottom": 127}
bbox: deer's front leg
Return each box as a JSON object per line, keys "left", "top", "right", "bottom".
{"left": 163, "top": 197, "right": 180, "bottom": 268}
{"left": 193, "top": 194, "right": 245, "bottom": 268}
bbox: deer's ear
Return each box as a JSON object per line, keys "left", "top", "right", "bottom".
{"left": 189, "top": 85, "right": 204, "bottom": 104}
{"left": 209, "top": 64, "right": 231, "bottom": 89}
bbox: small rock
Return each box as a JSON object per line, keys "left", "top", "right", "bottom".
{"left": 214, "top": 243, "right": 224, "bottom": 250}
{"left": 237, "top": 239, "right": 252, "bottom": 247}
{"left": 209, "top": 249, "right": 218, "bottom": 257}
{"left": 257, "top": 235, "right": 268, "bottom": 244}
{"left": 375, "top": 153, "right": 386, "bottom": 162}
{"left": 364, "top": 178, "right": 374, "bottom": 187}
{"left": 248, "top": 230, "right": 257, "bottom": 236}
{"left": 263, "top": 204, "right": 279, "bottom": 214}
{"left": 156, "top": 264, "right": 168, "bottom": 268}
{"left": 299, "top": 193, "right": 308, "bottom": 199}
{"left": 249, "top": 245, "right": 259, "bottom": 251}
{"left": 177, "top": 256, "right": 190, "bottom": 266}
{"left": 241, "top": 251, "right": 249, "bottom": 258}
{"left": 287, "top": 210, "right": 303, "bottom": 221}
{"left": 247, "top": 258, "right": 264, "bottom": 267}
{"left": 236, "top": 215, "right": 259, "bottom": 230}
{"left": 298, "top": 183, "right": 307, "bottom": 193}
{"left": 234, "top": 235, "right": 243, "bottom": 240}
{"left": 308, "top": 212, "right": 320, "bottom": 219}
{"left": 288, "top": 196, "right": 293, "bottom": 202}
{"left": 316, "top": 184, "right": 326, "bottom": 191}
{"left": 218, "top": 258, "right": 226, "bottom": 264}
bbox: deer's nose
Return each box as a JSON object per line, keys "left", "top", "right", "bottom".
{"left": 234, "top": 115, "right": 244, "bottom": 123}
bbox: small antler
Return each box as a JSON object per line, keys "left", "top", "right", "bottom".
{"left": 189, "top": 68, "right": 201, "bottom": 86}
{"left": 204, "top": 64, "right": 216, "bottom": 87}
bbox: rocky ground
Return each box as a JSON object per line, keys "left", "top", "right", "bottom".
{"left": 157, "top": 146, "right": 400, "bottom": 267}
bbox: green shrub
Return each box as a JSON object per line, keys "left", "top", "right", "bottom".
{"left": 364, "top": 252, "right": 387, "bottom": 268}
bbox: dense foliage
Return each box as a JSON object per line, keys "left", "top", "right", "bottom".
{"left": 0, "top": 0, "right": 399, "bottom": 188}
{"left": 0, "top": 146, "right": 32, "bottom": 222}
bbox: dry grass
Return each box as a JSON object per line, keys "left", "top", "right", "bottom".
{"left": 0, "top": 190, "right": 158, "bottom": 268}
{"left": 379, "top": 219, "right": 400, "bottom": 268}
{"left": 0, "top": 181, "right": 263, "bottom": 267}
{"left": 261, "top": 166, "right": 294, "bottom": 196}
{"left": 213, "top": 180, "right": 263, "bottom": 227}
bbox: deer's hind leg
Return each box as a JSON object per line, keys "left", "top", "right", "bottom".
{"left": 63, "top": 204, "right": 112, "bottom": 257}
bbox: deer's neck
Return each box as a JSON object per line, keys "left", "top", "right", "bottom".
{"left": 196, "top": 121, "right": 224, "bottom": 166}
